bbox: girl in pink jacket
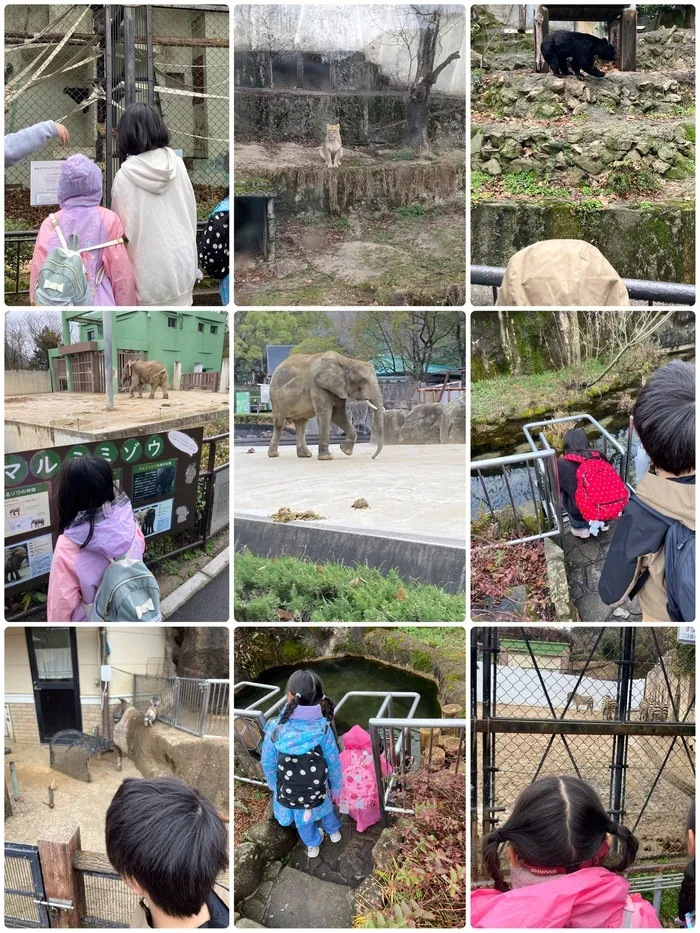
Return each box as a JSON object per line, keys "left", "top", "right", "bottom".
{"left": 338, "top": 725, "right": 392, "bottom": 833}
{"left": 472, "top": 775, "right": 662, "bottom": 929}
{"left": 47, "top": 458, "right": 145, "bottom": 622}
{"left": 30, "top": 154, "right": 136, "bottom": 306}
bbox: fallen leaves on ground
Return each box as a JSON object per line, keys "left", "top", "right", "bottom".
{"left": 471, "top": 530, "right": 555, "bottom": 621}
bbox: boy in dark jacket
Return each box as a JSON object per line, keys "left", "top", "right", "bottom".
{"left": 599, "top": 360, "right": 695, "bottom": 621}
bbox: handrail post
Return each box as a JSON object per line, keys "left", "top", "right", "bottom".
{"left": 370, "top": 722, "right": 389, "bottom": 828}
{"left": 198, "top": 680, "right": 211, "bottom": 737}
{"left": 624, "top": 414, "right": 634, "bottom": 486}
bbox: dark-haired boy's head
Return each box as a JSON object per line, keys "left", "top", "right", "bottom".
{"left": 105, "top": 778, "right": 227, "bottom": 918}
{"left": 632, "top": 360, "right": 695, "bottom": 476}
{"left": 117, "top": 102, "right": 170, "bottom": 158}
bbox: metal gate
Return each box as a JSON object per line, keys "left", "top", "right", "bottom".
{"left": 5, "top": 843, "right": 49, "bottom": 928}
{"left": 70, "top": 351, "right": 106, "bottom": 394}
{"left": 472, "top": 627, "right": 695, "bottom": 877}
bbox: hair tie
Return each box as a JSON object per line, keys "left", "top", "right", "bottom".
{"left": 493, "top": 828, "right": 504, "bottom": 843}
{"left": 294, "top": 693, "right": 301, "bottom": 698}
{"left": 609, "top": 823, "right": 619, "bottom": 835}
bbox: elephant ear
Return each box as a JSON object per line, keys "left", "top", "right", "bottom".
{"left": 315, "top": 358, "right": 348, "bottom": 398}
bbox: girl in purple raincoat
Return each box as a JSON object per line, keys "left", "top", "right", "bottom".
{"left": 30, "top": 154, "right": 136, "bottom": 306}
{"left": 47, "top": 458, "right": 145, "bottom": 622}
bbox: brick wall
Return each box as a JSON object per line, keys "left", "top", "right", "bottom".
{"left": 6, "top": 703, "right": 40, "bottom": 743}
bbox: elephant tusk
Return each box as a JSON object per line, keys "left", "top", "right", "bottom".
{"left": 366, "top": 400, "right": 378, "bottom": 410}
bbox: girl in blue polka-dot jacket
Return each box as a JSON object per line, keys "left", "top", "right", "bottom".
{"left": 261, "top": 669, "right": 343, "bottom": 857}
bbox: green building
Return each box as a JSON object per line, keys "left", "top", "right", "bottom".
{"left": 49, "top": 311, "right": 226, "bottom": 393}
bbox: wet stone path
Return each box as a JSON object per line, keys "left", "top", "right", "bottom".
{"left": 562, "top": 521, "right": 643, "bottom": 622}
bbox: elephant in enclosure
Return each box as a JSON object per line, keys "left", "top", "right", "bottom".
{"left": 121, "top": 360, "right": 169, "bottom": 400}
{"left": 268, "top": 351, "right": 385, "bottom": 461}
{"left": 5, "top": 546, "right": 28, "bottom": 583}
{"left": 143, "top": 508, "right": 156, "bottom": 536}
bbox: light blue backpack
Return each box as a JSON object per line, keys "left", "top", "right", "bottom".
{"left": 35, "top": 213, "right": 124, "bottom": 307}
{"left": 84, "top": 546, "right": 162, "bottom": 622}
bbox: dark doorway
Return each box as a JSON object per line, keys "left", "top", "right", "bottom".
{"left": 272, "top": 52, "right": 298, "bottom": 88}
{"left": 302, "top": 54, "right": 331, "bottom": 90}
{"left": 26, "top": 628, "right": 82, "bottom": 743}
{"left": 234, "top": 196, "right": 268, "bottom": 256}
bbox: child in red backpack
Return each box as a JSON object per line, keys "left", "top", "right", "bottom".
{"left": 472, "top": 775, "right": 661, "bottom": 928}
{"left": 558, "top": 428, "right": 629, "bottom": 540}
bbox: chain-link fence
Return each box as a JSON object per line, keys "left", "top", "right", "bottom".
{"left": 133, "top": 674, "right": 229, "bottom": 738}
{"left": 471, "top": 627, "right": 695, "bottom": 879}
{"left": 4, "top": 5, "right": 229, "bottom": 302}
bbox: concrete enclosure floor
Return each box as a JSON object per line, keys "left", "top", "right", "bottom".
{"left": 235, "top": 444, "right": 466, "bottom": 540}
{"left": 5, "top": 392, "right": 229, "bottom": 451}
{"left": 4, "top": 742, "right": 142, "bottom": 851}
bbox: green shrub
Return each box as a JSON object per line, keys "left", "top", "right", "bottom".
{"left": 606, "top": 168, "right": 660, "bottom": 196}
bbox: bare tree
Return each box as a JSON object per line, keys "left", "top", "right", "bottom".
{"left": 4, "top": 317, "right": 30, "bottom": 370}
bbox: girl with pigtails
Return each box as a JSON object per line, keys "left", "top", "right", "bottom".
{"left": 261, "top": 670, "right": 343, "bottom": 858}
{"left": 472, "top": 775, "right": 661, "bottom": 928}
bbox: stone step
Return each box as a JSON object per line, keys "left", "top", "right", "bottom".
{"left": 472, "top": 118, "right": 694, "bottom": 181}
{"left": 244, "top": 865, "right": 356, "bottom": 929}
{"left": 287, "top": 817, "right": 383, "bottom": 888}
{"left": 473, "top": 71, "right": 694, "bottom": 120}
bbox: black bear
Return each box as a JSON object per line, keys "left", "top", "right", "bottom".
{"left": 541, "top": 30, "right": 617, "bottom": 80}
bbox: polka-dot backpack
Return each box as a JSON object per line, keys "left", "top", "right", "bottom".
{"left": 274, "top": 725, "right": 330, "bottom": 811}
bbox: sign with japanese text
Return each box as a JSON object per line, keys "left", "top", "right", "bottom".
{"left": 4, "top": 427, "right": 203, "bottom": 594}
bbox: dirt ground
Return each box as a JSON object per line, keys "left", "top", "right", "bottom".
{"left": 234, "top": 205, "right": 465, "bottom": 306}
{"left": 5, "top": 392, "right": 229, "bottom": 435}
{"left": 473, "top": 703, "right": 695, "bottom": 875}
{"left": 4, "top": 742, "right": 142, "bottom": 851}
{"left": 235, "top": 140, "right": 466, "bottom": 172}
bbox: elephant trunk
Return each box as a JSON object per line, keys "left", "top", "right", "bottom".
{"left": 370, "top": 391, "right": 384, "bottom": 460}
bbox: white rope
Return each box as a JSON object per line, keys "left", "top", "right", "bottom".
{"left": 154, "top": 84, "right": 228, "bottom": 100}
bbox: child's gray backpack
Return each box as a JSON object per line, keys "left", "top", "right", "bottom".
{"left": 84, "top": 542, "right": 161, "bottom": 622}
{"left": 35, "top": 213, "right": 124, "bottom": 307}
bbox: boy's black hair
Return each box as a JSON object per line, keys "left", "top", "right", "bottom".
{"left": 482, "top": 774, "right": 639, "bottom": 892}
{"left": 105, "top": 777, "right": 228, "bottom": 918}
{"left": 57, "top": 457, "right": 115, "bottom": 548}
{"left": 688, "top": 798, "right": 695, "bottom": 835}
{"left": 117, "top": 102, "right": 170, "bottom": 157}
{"left": 632, "top": 360, "right": 695, "bottom": 475}
{"left": 276, "top": 669, "right": 335, "bottom": 729}
{"left": 563, "top": 427, "right": 598, "bottom": 460}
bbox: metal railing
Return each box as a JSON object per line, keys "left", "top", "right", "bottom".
{"left": 369, "top": 713, "right": 467, "bottom": 827}
{"left": 4, "top": 224, "right": 220, "bottom": 305}
{"left": 132, "top": 675, "right": 229, "bottom": 738}
{"left": 471, "top": 413, "right": 635, "bottom": 549}
{"left": 471, "top": 265, "right": 696, "bottom": 306}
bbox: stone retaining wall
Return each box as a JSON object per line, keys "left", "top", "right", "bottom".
{"left": 473, "top": 71, "right": 694, "bottom": 119}
{"left": 637, "top": 27, "right": 695, "bottom": 70}
{"left": 235, "top": 89, "right": 465, "bottom": 146}
{"left": 472, "top": 120, "right": 695, "bottom": 181}
{"left": 472, "top": 200, "right": 695, "bottom": 283}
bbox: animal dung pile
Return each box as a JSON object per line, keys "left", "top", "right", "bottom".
{"left": 270, "top": 507, "right": 326, "bottom": 523}
{"left": 351, "top": 498, "right": 370, "bottom": 509}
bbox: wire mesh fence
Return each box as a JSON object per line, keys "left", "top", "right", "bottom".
{"left": 472, "top": 626, "right": 695, "bottom": 880}
{"left": 4, "top": 847, "right": 45, "bottom": 928}
{"left": 4, "top": 4, "right": 229, "bottom": 302}
{"left": 133, "top": 674, "right": 229, "bottom": 738}
{"left": 80, "top": 871, "right": 139, "bottom": 928}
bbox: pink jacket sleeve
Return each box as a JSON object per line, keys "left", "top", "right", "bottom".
{"left": 29, "top": 217, "right": 53, "bottom": 304}
{"left": 47, "top": 536, "right": 82, "bottom": 623}
{"left": 102, "top": 210, "right": 136, "bottom": 306}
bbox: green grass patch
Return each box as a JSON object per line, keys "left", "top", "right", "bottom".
{"left": 394, "top": 203, "right": 427, "bottom": 218}
{"left": 234, "top": 551, "right": 466, "bottom": 622}
{"left": 607, "top": 168, "right": 661, "bottom": 197}
{"left": 383, "top": 149, "right": 417, "bottom": 161}
{"left": 575, "top": 198, "right": 604, "bottom": 215}
{"left": 398, "top": 627, "right": 466, "bottom": 649}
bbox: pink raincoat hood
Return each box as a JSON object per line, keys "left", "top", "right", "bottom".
{"left": 471, "top": 867, "right": 662, "bottom": 928}
{"left": 64, "top": 493, "right": 140, "bottom": 558}
{"left": 342, "top": 725, "right": 373, "bottom": 751}
{"left": 58, "top": 154, "right": 103, "bottom": 209}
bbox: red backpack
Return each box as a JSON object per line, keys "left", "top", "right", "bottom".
{"left": 563, "top": 453, "right": 629, "bottom": 522}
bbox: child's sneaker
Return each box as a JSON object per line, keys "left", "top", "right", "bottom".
{"left": 329, "top": 830, "right": 342, "bottom": 843}
{"left": 307, "top": 844, "right": 321, "bottom": 858}
{"left": 570, "top": 526, "right": 590, "bottom": 539}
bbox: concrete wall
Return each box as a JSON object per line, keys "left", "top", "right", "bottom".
{"left": 5, "top": 626, "right": 167, "bottom": 743}
{"left": 5, "top": 370, "right": 52, "bottom": 395}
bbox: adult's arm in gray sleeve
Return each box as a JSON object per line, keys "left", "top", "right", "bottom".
{"left": 4, "top": 121, "right": 58, "bottom": 167}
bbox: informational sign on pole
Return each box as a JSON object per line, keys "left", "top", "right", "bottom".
{"left": 236, "top": 391, "right": 251, "bottom": 413}
{"left": 677, "top": 626, "right": 695, "bottom": 644}
{"left": 30, "top": 161, "right": 64, "bottom": 206}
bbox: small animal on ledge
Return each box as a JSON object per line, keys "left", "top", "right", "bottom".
{"left": 144, "top": 696, "right": 159, "bottom": 727}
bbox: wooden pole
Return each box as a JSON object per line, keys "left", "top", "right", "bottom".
{"left": 619, "top": 9, "right": 637, "bottom": 72}
{"left": 534, "top": 6, "right": 550, "bottom": 73}
{"left": 5, "top": 781, "right": 12, "bottom": 819}
{"left": 37, "top": 824, "right": 86, "bottom": 928}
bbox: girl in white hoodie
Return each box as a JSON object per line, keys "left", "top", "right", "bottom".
{"left": 111, "top": 103, "right": 198, "bottom": 306}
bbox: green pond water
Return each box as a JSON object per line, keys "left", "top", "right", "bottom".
{"left": 235, "top": 657, "right": 441, "bottom": 734}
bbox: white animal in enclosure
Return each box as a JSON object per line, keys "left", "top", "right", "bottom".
{"left": 567, "top": 691, "right": 594, "bottom": 713}
{"left": 144, "top": 696, "right": 159, "bottom": 727}
{"left": 601, "top": 696, "right": 616, "bottom": 720}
